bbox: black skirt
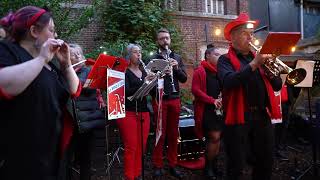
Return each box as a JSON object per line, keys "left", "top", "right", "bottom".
{"left": 202, "top": 105, "right": 224, "bottom": 134}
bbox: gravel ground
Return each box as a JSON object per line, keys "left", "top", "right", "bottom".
{"left": 69, "top": 120, "right": 320, "bottom": 180}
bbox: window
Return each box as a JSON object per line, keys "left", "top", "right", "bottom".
{"left": 306, "top": 6, "right": 320, "bottom": 15}
{"left": 205, "top": 0, "right": 224, "bottom": 15}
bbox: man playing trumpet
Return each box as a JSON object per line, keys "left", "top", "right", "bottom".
{"left": 217, "top": 13, "right": 282, "bottom": 180}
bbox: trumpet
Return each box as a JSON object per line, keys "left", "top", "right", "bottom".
{"left": 249, "top": 42, "right": 306, "bottom": 85}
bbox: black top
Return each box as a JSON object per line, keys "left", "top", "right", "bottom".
{"left": 147, "top": 50, "right": 187, "bottom": 99}
{"left": 125, "top": 68, "right": 148, "bottom": 112}
{"left": 204, "top": 68, "right": 220, "bottom": 115}
{"left": 217, "top": 49, "right": 282, "bottom": 110}
{"left": 0, "top": 41, "right": 70, "bottom": 179}
{"left": 204, "top": 68, "right": 220, "bottom": 113}
{"left": 205, "top": 69, "right": 220, "bottom": 100}
{"left": 74, "top": 66, "right": 106, "bottom": 132}
{"left": 203, "top": 68, "right": 223, "bottom": 131}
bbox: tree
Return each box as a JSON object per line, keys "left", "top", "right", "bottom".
{"left": 0, "top": 0, "right": 100, "bottom": 40}
{"left": 93, "top": 0, "right": 183, "bottom": 59}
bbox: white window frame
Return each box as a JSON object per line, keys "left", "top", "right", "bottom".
{"left": 205, "top": 0, "right": 224, "bottom": 15}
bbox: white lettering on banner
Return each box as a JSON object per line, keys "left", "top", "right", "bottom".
{"left": 108, "top": 80, "right": 125, "bottom": 93}
{"left": 108, "top": 69, "right": 125, "bottom": 79}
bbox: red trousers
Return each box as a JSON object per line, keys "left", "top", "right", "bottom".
{"left": 117, "top": 111, "right": 150, "bottom": 180}
{"left": 152, "top": 98, "right": 181, "bottom": 168}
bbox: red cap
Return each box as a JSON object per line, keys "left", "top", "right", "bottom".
{"left": 224, "top": 12, "right": 259, "bottom": 41}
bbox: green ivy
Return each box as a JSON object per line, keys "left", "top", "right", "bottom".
{"left": 89, "top": 0, "right": 183, "bottom": 60}
{"left": 0, "top": 0, "right": 99, "bottom": 39}
{"left": 180, "top": 88, "right": 194, "bottom": 105}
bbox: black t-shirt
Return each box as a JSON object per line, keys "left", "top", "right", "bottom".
{"left": 125, "top": 68, "right": 148, "bottom": 112}
{"left": 0, "top": 41, "right": 70, "bottom": 179}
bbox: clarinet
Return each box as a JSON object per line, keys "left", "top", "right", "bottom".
{"left": 139, "top": 58, "right": 155, "bottom": 84}
{"left": 164, "top": 46, "right": 177, "bottom": 93}
{"left": 139, "top": 58, "right": 147, "bottom": 71}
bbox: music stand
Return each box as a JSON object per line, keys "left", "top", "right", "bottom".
{"left": 83, "top": 54, "right": 127, "bottom": 89}
{"left": 128, "top": 75, "right": 158, "bottom": 180}
{"left": 82, "top": 54, "right": 127, "bottom": 179}
{"left": 293, "top": 60, "right": 320, "bottom": 179}
{"left": 260, "top": 32, "right": 301, "bottom": 55}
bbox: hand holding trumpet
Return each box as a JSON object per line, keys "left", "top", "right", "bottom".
{"left": 249, "top": 42, "right": 273, "bottom": 71}
{"left": 250, "top": 53, "right": 273, "bottom": 71}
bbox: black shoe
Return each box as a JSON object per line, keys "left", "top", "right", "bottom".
{"left": 153, "top": 168, "right": 164, "bottom": 177}
{"left": 210, "top": 160, "right": 222, "bottom": 178}
{"left": 204, "top": 160, "right": 215, "bottom": 178}
{"left": 169, "top": 167, "right": 183, "bottom": 179}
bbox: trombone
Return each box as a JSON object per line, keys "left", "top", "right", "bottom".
{"left": 249, "top": 42, "right": 307, "bottom": 85}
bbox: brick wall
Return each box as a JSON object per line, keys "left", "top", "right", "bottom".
{"left": 173, "top": 14, "right": 233, "bottom": 89}
{"left": 240, "top": 0, "right": 249, "bottom": 13}
{"left": 68, "top": 0, "right": 249, "bottom": 90}
{"left": 169, "top": 0, "right": 249, "bottom": 89}
{"left": 179, "top": 0, "right": 204, "bottom": 12}
{"left": 64, "top": 0, "right": 104, "bottom": 54}
{"left": 225, "top": 0, "right": 238, "bottom": 14}
{"left": 69, "top": 21, "right": 104, "bottom": 54}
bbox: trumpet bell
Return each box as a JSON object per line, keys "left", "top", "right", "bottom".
{"left": 286, "top": 68, "right": 307, "bottom": 86}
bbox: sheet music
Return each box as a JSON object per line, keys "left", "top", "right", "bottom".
{"left": 294, "top": 60, "right": 315, "bottom": 88}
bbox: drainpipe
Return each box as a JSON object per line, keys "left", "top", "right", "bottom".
{"left": 300, "top": 0, "right": 304, "bottom": 39}
{"left": 236, "top": 0, "right": 240, "bottom": 15}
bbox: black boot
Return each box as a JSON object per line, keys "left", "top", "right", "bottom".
{"left": 204, "top": 157, "right": 216, "bottom": 179}
{"left": 211, "top": 159, "right": 223, "bottom": 177}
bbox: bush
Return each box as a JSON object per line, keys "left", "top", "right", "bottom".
{"left": 0, "top": 0, "right": 99, "bottom": 39}
{"left": 180, "top": 88, "right": 193, "bottom": 105}
{"left": 88, "top": 0, "right": 183, "bottom": 60}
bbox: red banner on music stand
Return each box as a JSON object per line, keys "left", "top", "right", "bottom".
{"left": 107, "top": 69, "right": 126, "bottom": 120}
{"left": 83, "top": 54, "right": 127, "bottom": 89}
